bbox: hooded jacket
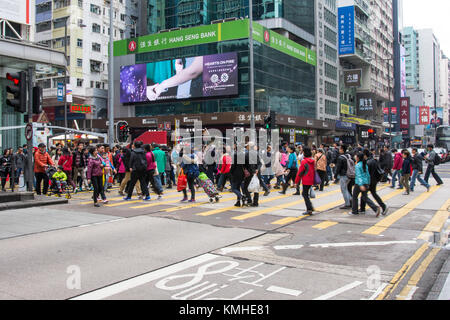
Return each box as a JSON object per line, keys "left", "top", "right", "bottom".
{"left": 34, "top": 150, "right": 53, "bottom": 173}
{"left": 58, "top": 154, "right": 73, "bottom": 172}
{"left": 86, "top": 155, "right": 104, "bottom": 179}
{"left": 393, "top": 152, "right": 403, "bottom": 170}
{"left": 295, "top": 157, "right": 315, "bottom": 186}
{"left": 129, "top": 148, "right": 147, "bottom": 171}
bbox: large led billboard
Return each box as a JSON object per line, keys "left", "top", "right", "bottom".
{"left": 120, "top": 52, "right": 238, "bottom": 104}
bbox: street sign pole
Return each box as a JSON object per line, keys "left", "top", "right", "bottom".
{"left": 27, "top": 67, "right": 34, "bottom": 192}
{"left": 108, "top": 0, "right": 115, "bottom": 146}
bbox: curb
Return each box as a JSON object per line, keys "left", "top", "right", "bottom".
{"left": 427, "top": 251, "right": 450, "bottom": 300}
{"left": 0, "top": 199, "right": 68, "bottom": 211}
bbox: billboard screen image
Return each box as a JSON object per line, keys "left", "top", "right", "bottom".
{"left": 120, "top": 52, "right": 238, "bottom": 104}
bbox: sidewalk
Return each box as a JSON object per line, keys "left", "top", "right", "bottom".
{"left": 427, "top": 247, "right": 450, "bottom": 300}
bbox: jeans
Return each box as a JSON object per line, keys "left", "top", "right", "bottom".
{"left": 127, "top": 170, "right": 149, "bottom": 198}
{"left": 410, "top": 169, "right": 430, "bottom": 191}
{"left": 424, "top": 165, "right": 443, "bottom": 185}
{"left": 262, "top": 175, "right": 274, "bottom": 187}
{"left": 339, "top": 175, "right": 352, "bottom": 207}
{"left": 217, "top": 172, "right": 231, "bottom": 189}
{"left": 231, "top": 179, "right": 243, "bottom": 201}
{"left": 391, "top": 170, "right": 403, "bottom": 188}
{"left": 326, "top": 165, "right": 332, "bottom": 182}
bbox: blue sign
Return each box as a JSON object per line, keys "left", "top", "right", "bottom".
{"left": 338, "top": 6, "right": 355, "bottom": 55}
{"left": 336, "top": 121, "right": 356, "bottom": 131}
{"left": 57, "top": 83, "right": 64, "bottom": 102}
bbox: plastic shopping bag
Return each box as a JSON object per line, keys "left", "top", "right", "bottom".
{"left": 177, "top": 170, "right": 188, "bottom": 191}
{"left": 247, "top": 174, "right": 261, "bottom": 193}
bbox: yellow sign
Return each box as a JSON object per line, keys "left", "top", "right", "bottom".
{"left": 341, "top": 104, "right": 350, "bottom": 115}
{"left": 344, "top": 117, "right": 371, "bottom": 126}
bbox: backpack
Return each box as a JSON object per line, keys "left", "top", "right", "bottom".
{"left": 134, "top": 152, "right": 148, "bottom": 171}
{"left": 434, "top": 153, "right": 441, "bottom": 166}
{"left": 369, "top": 158, "right": 384, "bottom": 182}
{"left": 344, "top": 154, "right": 356, "bottom": 179}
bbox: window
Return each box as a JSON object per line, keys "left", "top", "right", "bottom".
{"left": 120, "top": 14, "right": 126, "bottom": 22}
{"left": 92, "top": 42, "right": 101, "bottom": 52}
{"left": 53, "top": 17, "right": 68, "bottom": 29}
{"left": 77, "top": 38, "right": 83, "bottom": 47}
{"left": 90, "top": 4, "right": 101, "bottom": 14}
{"left": 78, "top": 0, "right": 83, "bottom": 8}
{"left": 92, "top": 23, "right": 101, "bottom": 33}
{"left": 54, "top": 0, "right": 70, "bottom": 9}
{"left": 77, "top": 58, "right": 82, "bottom": 67}
{"left": 77, "top": 79, "right": 83, "bottom": 87}
{"left": 96, "top": 81, "right": 101, "bottom": 89}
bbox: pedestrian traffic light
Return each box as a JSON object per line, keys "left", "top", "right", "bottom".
{"left": 6, "top": 72, "right": 27, "bottom": 113}
{"left": 264, "top": 115, "right": 271, "bottom": 130}
{"left": 117, "top": 121, "right": 129, "bottom": 143}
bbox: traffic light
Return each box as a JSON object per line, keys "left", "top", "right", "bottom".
{"left": 33, "top": 86, "right": 43, "bottom": 114}
{"left": 6, "top": 72, "right": 27, "bottom": 113}
{"left": 264, "top": 115, "right": 271, "bottom": 130}
{"left": 269, "top": 110, "right": 276, "bottom": 130}
{"left": 117, "top": 121, "right": 129, "bottom": 143}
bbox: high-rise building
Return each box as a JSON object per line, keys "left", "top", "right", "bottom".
{"left": 315, "top": 0, "right": 340, "bottom": 122}
{"left": 440, "top": 52, "right": 450, "bottom": 125}
{"left": 34, "top": 0, "right": 140, "bottom": 125}
{"left": 402, "top": 26, "right": 419, "bottom": 90}
{"left": 337, "top": 0, "right": 395, "bottom": 142}
{"left": 0, "top": 0, "right": 35, "bottom": 41}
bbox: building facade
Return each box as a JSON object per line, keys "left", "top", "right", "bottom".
{"left": 34, "top": 0, "right": 140, "bottom": 125}
{"left": 440, "top": 52, "right": 450, "bottom": 125}
{"left": 315, "top": 0, "right": 340, "bottom": 122}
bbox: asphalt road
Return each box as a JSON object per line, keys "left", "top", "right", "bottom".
{"left": 0, "top": 162, "right": 449, "bottom": 301}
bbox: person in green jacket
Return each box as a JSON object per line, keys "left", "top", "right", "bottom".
{"left": 152, "top": 145, "right": 167, "bottom": 187}
{"left": 52, "top": 166, "right": 68, "bottom": 193}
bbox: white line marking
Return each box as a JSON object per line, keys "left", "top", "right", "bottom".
{"left": 396, "top": 286, "right": 418, "bottom": 300}
{"left": 273, "top": 245, "right": 304, "bottom": 250}
{"left": 310, "top": 240, "right": 417, "bottom": 248}
{"left": 313, "top": 281, "right": 363, "bottom": 300}
{"left": 266, "top": 285, "right": 302, "bottom": 297}
{"left": 219, "top": 246, "right": 266, "bottom": 254}
{"left": 363, "top": 283, "right": 388, "bottom": 300}
{"left": 70, "top": 253, "right": 218, "bottom": 300}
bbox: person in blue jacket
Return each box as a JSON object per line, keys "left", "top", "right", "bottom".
{"left": 349, "top": 152, "right": 382, "bottom": 217}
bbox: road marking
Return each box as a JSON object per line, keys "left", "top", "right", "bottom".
{"left": 396, "top": 247, "right": 441, "bottom": 300}
{"left": 273, "top": 245, "right": 304, "bottom": 250}
{"left": 105, "top": 192, "right": 194, "bottom": 207}
{"left": 312, "top": 221, "right": 339, "bottom": 230}
{"left": 219, "top": 246, "right": 266, "bottom": 254}
{"left": 417, "top": 198, "right": 450, "bottom": 241}
{"left": 78, "top": 218, "right": 126, "bottom": 228}
{"left": 376, "top": 243, "right": 429, "bottom": 300}
{"left": 266, "top": 286, "right": 302, "bottom": 297}
{"left": 163, "top": 195, "right": 236, "bottom": 213}
{"left": 363, "top": 185, "right": 441, "bottom": 235}
{"left": 196, "top": 193, "right": 291, "bottom": 217}
{"left": 130, "top": 194, "right": 210, "bottom": 209}
{"left": 309, "top": 240, "right": 417, "bottom": 248}
{"left": 313, "top": 281, "right": 363, "bottom": 300}
{"left": 77, "top": 189, "right": 191, "bottom": 204}
{"left": 232, "top": 189, "right": 340, "bottom": 221}
{"left": 69, "top": 253, "right": 218, "bottom": 300}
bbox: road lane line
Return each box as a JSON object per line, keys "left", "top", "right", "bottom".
{"left": 396, "top": 247, "right": 441, "bottom": 300}
{"left": 232, "top": 189, "right": 341, "bottom": 221}
{"left": 266, "top": 286, "right": 302, "bottom": 297}
{"left": 69, "top": 253, "right": 218, "bottom": 300}
{"left": 312, "top": 221, "right": 339, "bottom": 230}
{"left": 309, "top": 240, "right": 417, "bottom": 248}
{"left": 417, "top": 198, "right": 450, "bottom": 241}
{"left": 313, "top": 281, "right": 363, "bottom": 300}
{"left": 163, "top": 195, "right": 236, "bottom": 213}
{"left": 363, "top": 185, "right": 442, "bottom": 236}
{"left": 376, "top": 243, "right": 429, "bottom": 300}
{"left": 130, "top": 194, "right": 210, "bottom": 209}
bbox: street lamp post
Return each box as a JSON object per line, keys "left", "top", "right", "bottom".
{"left": 249, "top": 0, "right": 255, "bottom": 134}
{"left": 64, "top": 18, "right": 68, "bottom": 143}
{"left": 108, "top": 0, "right": 115, "bottom": 147}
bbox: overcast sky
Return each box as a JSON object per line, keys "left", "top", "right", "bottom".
{"left": 402, "top": 0, "right": 450, "bottom": 56}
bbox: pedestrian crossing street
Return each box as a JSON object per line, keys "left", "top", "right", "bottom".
{"left": 66, "top": 181, "right": 449, "bottom": 239}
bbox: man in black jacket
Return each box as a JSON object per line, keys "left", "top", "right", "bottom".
{"left": 230, "top": 146, "right": 246, "bottom": 207}
{"left": 360, "top": 149, "right": 388, "bottom": 216}
{"left": 124, "top": 141, "right": 150, "bottom": 201}
{"left": 335, "top": 144, "right": 353, "bottom": 209}
{"left": 379, "top": 146, "right": 393, "bottom": 183}
{"left": 119, "top": 145, "right": 142, "bottom": 197}
{"left": 242, "top": 142, "right": 263, "bottom": 207}
{"left": 410, "top": 148, "right": 430, "bottom": 192}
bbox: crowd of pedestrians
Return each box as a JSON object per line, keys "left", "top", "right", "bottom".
{"left": 0, "top": 140, "right": 445, "bottom": 216}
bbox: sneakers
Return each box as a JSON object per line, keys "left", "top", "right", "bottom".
{"left": 234, "top": 200, "right": 241, "bottom": 207}
{"left": 403, "top": 192, "right": 410, "bottom": 195}
{"left": 118, "top": 191, "right": 124, "bottom": 196}
{"left": 340, "top": 205, "right": 351, "bottom": 210}
{"left": 123, "top": 197, "right": 132, "bottom": 201}
{"left": 94, "top": 203, "right": 100, "bottom": 207}
{"left": 103, "top": 199, "right": 109, "bottom": 204}
{"left": 143, "top": 196, "right": 151, "bottom": 201}
{"left": 157, "top": 195, "right": 163, "bottom": 200}
{"left": 348, "top": 212, "right": 359, "bottom": 216}
{"left": 188, "top": 199, "right": 196, "bottom": 203}
{"left": 293, "top": 192, "right": 301, "bottom": 196}
{"left": 181, "top": 197, "right": 188, "bottom": 202}
{"left": 263, "top": 191, "right": 270, "bottom": 197}
{"left": 382, "top": 206, "right": 389, "bottom": 216}
{"left": 302, "top": 211, "right": 313, "bottom": 216}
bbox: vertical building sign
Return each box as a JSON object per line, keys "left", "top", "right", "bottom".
{"left": 400, "top": 46, "right": 407, "bottom": 97}
{"left": 338, "top": 6, "right": 355, "bottom": 55}
{"left": 419, "top": 106, "right": 430, "bottom": 125}
{"left": 400, "top": 97, "right": 410, "bottom": 129}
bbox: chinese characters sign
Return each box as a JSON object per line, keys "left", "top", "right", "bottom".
{"left": 399, "top": 97, "right": 410, "bottom": 129}
{"left": 344, "top": 69, "right": 362, "bottom": 87}
{"left": 338, "top": 6, "right": 355, "bottom": 55}
{"left": 70, "top": 104, "right": 91, "bottom": 114}
{"left": 419, "top": 106, "right": 430, "bottom": 125}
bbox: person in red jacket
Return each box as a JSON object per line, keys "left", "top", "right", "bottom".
{"left": 390, "top": 149, "right": 404, "bottom": 189}
{"left": 295, "top": 147, "right": 316, "bottom": 216}
{"left": 217, "top": 146, "right": 232, "bottom": 192}
{"left": 58, "top": 147, "right": 76, "bottom": 191}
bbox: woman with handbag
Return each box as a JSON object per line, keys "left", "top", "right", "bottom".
{"left": 314, "top": 148, "right": 327, "bottom": 191}
{"left": 294, "top": 147, "right": 316, "bottom": 216}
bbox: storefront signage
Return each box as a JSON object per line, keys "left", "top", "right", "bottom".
{"left": 341, "top": 104, "right": 355, "bottom": 115}
{"left": 70, "top": 104, "right": 91, "bottom": 114}
{"left": 338, "top": 6, "right": 355, "bottom": 55}
{"left": 344, "top": 117, "right": 371, "bottom": 126}
{"left": 399, "top": 97, "right": 410, "bottom": 129}
{"left": 343, "top": 69, "right": 362, "bottom": 87}
{"left": 336, "top": 121, "right": 356, "bottom": 131}
{"left": 419, "top": 106, "right": 430, "bottom": 125}
{"left": 114, "top": 19, "right": 317, "bottom": 67}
